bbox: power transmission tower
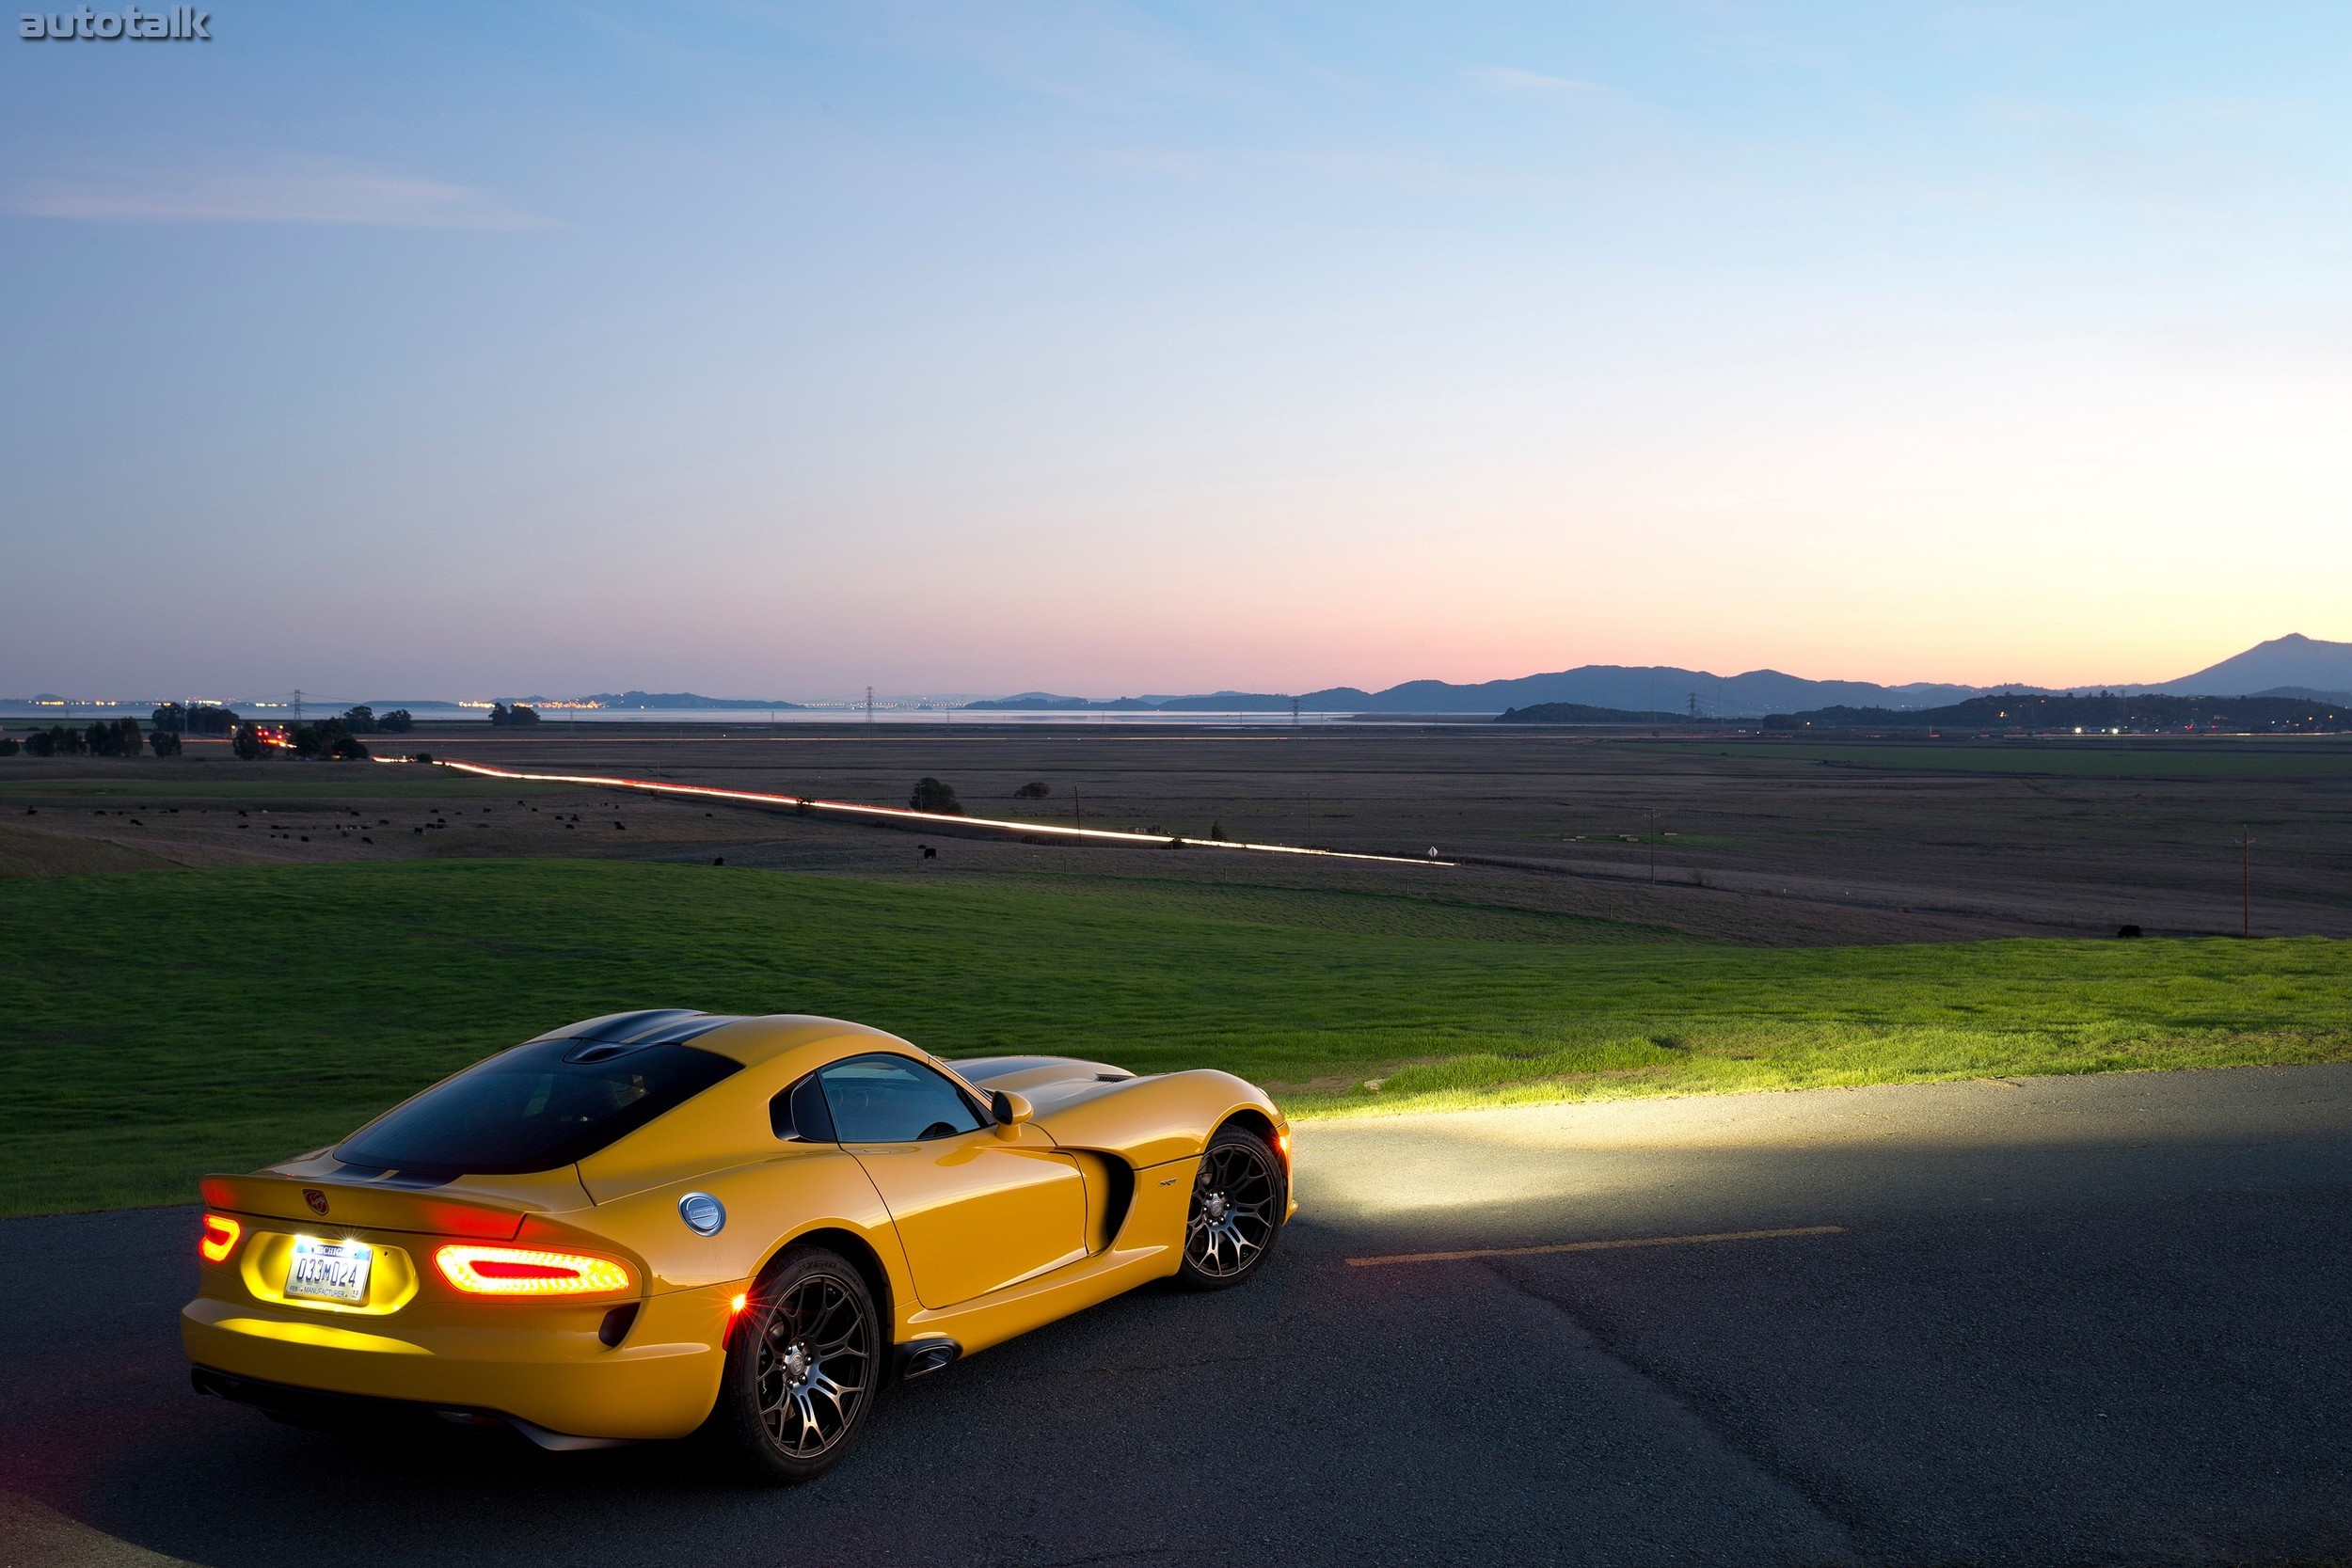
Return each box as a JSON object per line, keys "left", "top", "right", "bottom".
{"left": 1291, "top": 696, "right": 1300, "bottom": 732}
{"left": 1688, "top": 690, "right": 1697, "bottom": 721}
{"left": 865, "top": 686, "right": 874, "bottom": 727}
{"left": 292, "top": 689, "right": 304, "bottom": 725}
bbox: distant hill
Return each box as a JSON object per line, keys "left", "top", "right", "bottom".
{"left": 1765, "top": 692, "right": 2350, "bottom": 734}
{"left": 582, "top": 690, "right": 805, "bottom": 710}
{"left": 1495, "top": 703, "right": 1689, "bottom": 724}
{"left": 2153, "top": 635, "right": 2352, "bottom": 702}
{"left": 970, "top": 667, "right": 1980, "bottom": 717}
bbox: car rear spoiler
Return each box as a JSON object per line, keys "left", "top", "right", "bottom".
{"left": 199, "top": 1173, "right": 526, "bottom": 1241}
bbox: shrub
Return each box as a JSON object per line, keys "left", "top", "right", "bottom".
{"left": 1012, "top": 780, "right": 1052, "bottom": 799}
{"left": 909, "top": 777, "right": 963, "bottom": 815}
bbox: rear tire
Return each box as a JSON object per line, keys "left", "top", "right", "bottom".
{"left": 1176, "top": 1123, "right": 1285, "bottom": 1290}
{"left": 708, "top": 1245, "right": 881, "bottom": 1484}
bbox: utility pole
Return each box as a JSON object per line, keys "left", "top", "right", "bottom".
{"left": 1073, "top": 785, "right": 1083, "bottom": 834}
{"left": 865, "top": 686, "right": 874, "bottom": 727}
{"left": 2238, "top": 825, "right": 2256, "bottom": 938}
{"left": 1291, "top": 696, "right": 1300, "bottom": 732}
{"left": 1647, "top": 809, "right": 1658, "bottom": 886}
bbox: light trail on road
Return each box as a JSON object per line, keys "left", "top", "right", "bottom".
{"left": 1344, "top": 1225, "right": 1847, "bottom": 1267}
{"left": 396, "top": 757, "right": 1457, "bottom": 867}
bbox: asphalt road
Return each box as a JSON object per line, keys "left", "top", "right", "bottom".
{"left": 6, "top": 1065, "right": 2350, "bottom": 1568}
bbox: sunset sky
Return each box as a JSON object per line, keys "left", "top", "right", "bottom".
{"left": 6, "top": 2, "right": 2349, "bottom": 699}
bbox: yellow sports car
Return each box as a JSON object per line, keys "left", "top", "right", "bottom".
{"left": 182, "top": 1009, "right": 1293, "bottom": 1481}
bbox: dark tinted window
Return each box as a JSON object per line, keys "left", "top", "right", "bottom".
{"left": 819, "top": 1054, "right": 983, "bottom": 1144}
{"left": 336, "top": 1039, "right": 742, "bottom": 1177}
{"left": 771, "top": 1074, "right": 836, "bottom": 1142}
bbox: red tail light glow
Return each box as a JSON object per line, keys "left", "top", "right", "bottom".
{"left": 199, "top": 1213, "right": 242, "bottom": 1263}
{"left": 435, "top": 1244, "right": 632, "bottom": 1297}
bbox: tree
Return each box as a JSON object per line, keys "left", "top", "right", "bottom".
{"left": 341, "top": 705, "right": 379, "bottom": 734}
{"left": 0, "top": 736, "right": 18, "bottom": 757}
{"left": 117, "top": 717, "right": 141, "bottom": 755}
{"left": 909, "top": 777, "right": 963, "bottom": 815}
{"left": 231, "top": 724, "right": 266, "bottom": 761}
{"left": 23, "top": 730, "right": 53, "bottom": 757}
{"left": 49, "top": 725, "right": 86, "bottom": 756}
{"left": 151, "top": 703, "right": 184, "bottom": 733}
{"left": 378, "top": 708, "right": 414, "bottom": 733}
{"left": 187, "top": 705, "right": 239, "bottom": 736}
{"left": 293, "top": 720, "right": 369, "bottom": 760}
{"left": 150, "top": 730, "right": 182, "bottom": 757}
{"left": 1012, "top": 780, "right": 1052, "bottom": 799}
{"left": 489, "top": 703, "right": 542, "bottom": 728}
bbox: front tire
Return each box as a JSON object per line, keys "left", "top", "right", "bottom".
{"left": 709, "top": 1245, "right": 880, "bottom": 1484}
{"left": 1176, "top": 1123, "right": 1285, "bottom": 1290}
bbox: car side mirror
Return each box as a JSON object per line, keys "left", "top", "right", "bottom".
{"left": 991, "top": 1090, "right": 1034, "bottom": 1134}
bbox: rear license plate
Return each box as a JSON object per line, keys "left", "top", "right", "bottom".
{"left": 286, "top": 1238, "right": 373, "bottom": 1305}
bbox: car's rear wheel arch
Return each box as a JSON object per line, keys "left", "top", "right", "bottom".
{"left": 756, "top": 1227, "right": 893, "bottom": 1344}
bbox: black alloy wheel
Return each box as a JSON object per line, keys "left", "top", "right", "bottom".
{"left": 710, "top": 1246, "right": 879, "bottom": 1482}
{"left": 1177, "top": 1123, "right": 1285, "bottom": 1290}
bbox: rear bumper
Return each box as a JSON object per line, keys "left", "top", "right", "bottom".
{"left": 188, "top": 1367, "right": 631, "bottom": 1450}
{"left": 181, "top": 1284, "right": 735, "bottom": 1442}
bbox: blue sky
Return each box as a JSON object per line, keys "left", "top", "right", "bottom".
{"left": 5, "top": 2, "right": 2349, "bottom": 699}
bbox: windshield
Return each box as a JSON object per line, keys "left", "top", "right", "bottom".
{"left": 334, "top": 1038, "right": 743, "bottom": 1177}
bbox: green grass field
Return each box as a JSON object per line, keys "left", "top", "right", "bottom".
{"left": 5, "top": 859, "right": 2350, "bottom": 1215}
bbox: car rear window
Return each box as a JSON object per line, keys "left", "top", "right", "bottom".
{"left": 334, "top": 1038, "right": 743, "bottom": 1177}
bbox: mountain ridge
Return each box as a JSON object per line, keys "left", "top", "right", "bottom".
{"left": 965, "top": 635, "right": 2352, "bottom": 717}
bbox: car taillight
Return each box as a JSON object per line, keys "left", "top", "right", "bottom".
{"left": 199, "top": 1213, "right": 242, "bottom": 1263}
{"left": 434, "top": 1244, "right": 632, "bottom": 1297}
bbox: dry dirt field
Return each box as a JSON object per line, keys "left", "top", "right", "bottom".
{"left": 6, "top": 721, "right": 2348, "bottom": 945}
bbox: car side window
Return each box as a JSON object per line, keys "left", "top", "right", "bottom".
{"left": 818, "top": 1054, "right": 985, "bottom": 1144}
{"left": 771, "top": 1073, "right": 837, "bottom": 1143}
